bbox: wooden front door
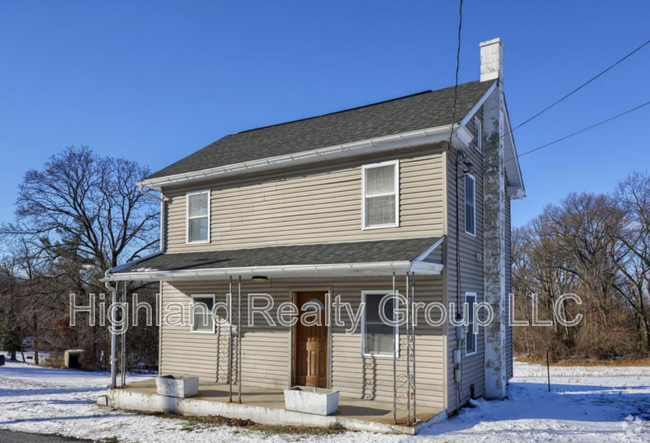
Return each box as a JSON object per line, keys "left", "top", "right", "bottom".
{"left": 294, "top": 291, "right": 328, "bottom": 388}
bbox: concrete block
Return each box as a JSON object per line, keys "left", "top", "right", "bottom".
{"left": 284, "top": 387, "right": 339, "bottom": 416}
{"left": 156, "top": 375, "right": 199, "bottom": 398}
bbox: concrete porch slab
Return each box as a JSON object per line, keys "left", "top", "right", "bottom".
{"left": 100, "top": 379, "right": 447, "bottom": 435}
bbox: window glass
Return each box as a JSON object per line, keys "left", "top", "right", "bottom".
{"left": 465, "top": 175, "right": 476, "bottom": 235}
{"left": 365, "top": 165, "right": 395, "bottom": 195}
{"left": 364, "top": 163, "right": 397, "bottom": 228}
{"left": 363, "top": 292, "right": 396, "bottom": 356}
{"left": 466, "top": 294, "right": 477, "bottom": 354}
{"left": 189, "top": 193, "right": 208, "bottom": 217}
{"left": 192, "top": 296, "right": 214, "bottom": 332}
{"left": 188, "top": 191, "right": 209, "bottom": 242}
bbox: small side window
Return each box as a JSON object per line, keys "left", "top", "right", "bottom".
{"left": 475, "top": 117, "right": 483, "bottom": 152}
{"left": 465, "top": 292, "right": 477, "bottom": 355}
{"left": 464, "top": 174, "right": 476, "bottom": 236}
{"left": 191, "top": 295, "right": 215, "bottom": 333}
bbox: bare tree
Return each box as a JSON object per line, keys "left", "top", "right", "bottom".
{"left": 613, "top": 172, "right": 650, "bottom": 351}
{"left": 1, "top": 146, "right": 160, "bottom": 368}
{"left": 6, "top": 146, "right": 158, "bottom": 288}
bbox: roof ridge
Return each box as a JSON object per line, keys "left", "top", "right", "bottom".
{"left": 236, "top": 81, "right": 480, "bottom": 135}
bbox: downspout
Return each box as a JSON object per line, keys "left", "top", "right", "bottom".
{"left": 138, "top": 184, "right": 166, "bottom": 252}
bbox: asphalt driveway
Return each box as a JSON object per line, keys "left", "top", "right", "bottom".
{"left": 0, "top": 430, "right": 95, "bottom": 443}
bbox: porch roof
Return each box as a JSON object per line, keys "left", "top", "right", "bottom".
{"left": 104, "top": 237, "right": 444, "bottom": 281}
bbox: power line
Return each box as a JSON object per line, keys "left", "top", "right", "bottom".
{"left": 512, "top": 99, "right": 650, "bottom": 161}
{"left": 448, "top": 0, "right": 464, "bottom": 144}
{"left": 504, "top": 37, "right": 650, "bottom": 140}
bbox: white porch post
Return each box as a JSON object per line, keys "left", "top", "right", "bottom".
{"left": 238, "top": 275, "right": 242, "bottom": 403}
{"left": 228, "top": 275, "right": 233, "bottom": 403}
{"left": 392, "top": 271, "right": 397, "bottom": 424}
{"left": 109, "top": 287, "right": 118, "bottom": 388}
{"left": 120, "top": 280, "right": 127, "bottom": 387}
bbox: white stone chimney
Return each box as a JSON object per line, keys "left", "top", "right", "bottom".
{"left": 481, "top": 36, "right": 508, "bottom": 400}
{"left": 480, "top": 38, "right": 504, "bottom": 83}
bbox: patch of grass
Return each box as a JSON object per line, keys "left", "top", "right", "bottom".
{"left": 150, "top": 411, "right": 347, "bottom": 435}
{"left": 328, "top": 420, "right": 344, "bottom": 431}
{"left": 129, "top": 409, "right": 349, "bottom": 435}
{"left": 103, "top": 437, "right": 120, "bottom": 443}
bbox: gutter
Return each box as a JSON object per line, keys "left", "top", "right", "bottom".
{"left": 138, "top": 123, "right": 473, "bottom": 189}
{"left": 102, "top": 260, "right": 444, "bottom": 282}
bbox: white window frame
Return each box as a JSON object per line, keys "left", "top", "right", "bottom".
{"left": 360, "top": 290, "right": 399, "bottom": 358}
{"left": 190, "top": 294, "right": 215, "bottom": 334}
{"left": 361, "top": 160, "right": 400, "bottom": 230}
{"left": 464, "top": 173, "right": 476, "bottom": 237}
{"left": 465, "top": 292, "right": 477, "bottom": 356}
{"left": 474, "top": 117, "right": 482, "bottom": 152}
{"left": 186, "top": 189, "right": 211, "bottom": 244}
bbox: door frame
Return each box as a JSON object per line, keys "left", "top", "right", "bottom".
{"left": 289, "top": 287, "right": 332, "bottom": 389}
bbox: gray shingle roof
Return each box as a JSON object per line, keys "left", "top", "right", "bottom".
{"left": 116, "top": 237, "right": 441, "bottom": 274}
{"left": 146, "top": 80, "right": 494, "bottom": 180}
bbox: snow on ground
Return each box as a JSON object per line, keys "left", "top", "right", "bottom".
{"left": 1, "top": 353, "right": 649, "bottom": 442}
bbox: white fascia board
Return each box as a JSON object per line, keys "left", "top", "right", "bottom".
{"left": 104, "top": 251, "right": 163, "bottom": 280}
{"left": 503, "top": 109, "right": 526, "bottom": 199}
{"left": 409, "top": 260, "right": 445, "bottom": 275}
{"left": 460, "top": 81, "right": 498, "bottom": 127}
{"left": 103, "top": 259, "right": 444, "bottom": 282}
{"left": 139, "top": 124, "right": 470, "bottom": 189}
{"left": 412, "top": 236, "right": 445, "bottom": 263}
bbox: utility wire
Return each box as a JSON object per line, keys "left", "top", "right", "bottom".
{"left": 448, "top": 0, "right": 464, "bottom": 147}
{"left": 504, "top": 37, "right": 650, "bottom": 141}
{"left": 447, "top": 0, "right": 465, "bottom": 417}
{"left": 511, "top": 99, "right": 650, "bottom": 161}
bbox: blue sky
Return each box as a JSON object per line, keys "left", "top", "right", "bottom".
{"left": 1, "top": 0, "right": 649, "bottom": 228}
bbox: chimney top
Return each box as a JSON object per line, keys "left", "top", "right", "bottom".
{"left": 480, "top": 38, "right": 504, "bottom": 83}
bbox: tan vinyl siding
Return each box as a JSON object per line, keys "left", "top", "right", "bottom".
{"left": 159, "top": 275, "right": 446, "bottom": 408}
{"left": 162, "top": 145, "right": 445, "bottom": 251}
{"left": 444, "top": 111, "right": 486, "bottom": 412}
{"left": 160, "top": 280, "right": 290, "bottom": 389}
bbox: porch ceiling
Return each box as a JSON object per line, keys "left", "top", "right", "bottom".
{"left": 104, "top": 237, "right": 444, "bottom": 281}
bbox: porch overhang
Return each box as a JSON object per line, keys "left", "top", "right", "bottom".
{"left": 103, "top": 237, "right": 445, "bottom": 282}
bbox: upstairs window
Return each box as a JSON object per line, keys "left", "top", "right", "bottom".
{"left": 187, "top": 190, "right": 210, "bottom": 243}
{"left": 362, "top": 161, "right": 399, "bottom": 229}
{"left": 465, "top": 174, "right": 476, "bottom": 236}
{"left": 475, "top": 117, "right": 483, "bottom": 152}
{"left": 361, "top": 291, "right": 398, "bottom": 357}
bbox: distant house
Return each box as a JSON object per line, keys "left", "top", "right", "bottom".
{"left": 22, "top": 336, "right": 53, "bottom": 350}
{"left": 103, "top": 38, "right": 524, "bottom": 433}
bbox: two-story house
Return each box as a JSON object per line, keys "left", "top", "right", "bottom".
{"left": 103, "top": 38, "right": 525, "bottom": 434}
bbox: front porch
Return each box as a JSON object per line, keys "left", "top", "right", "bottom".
{"left": 101, "top": 379, "right": 446, "bottom": 435}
